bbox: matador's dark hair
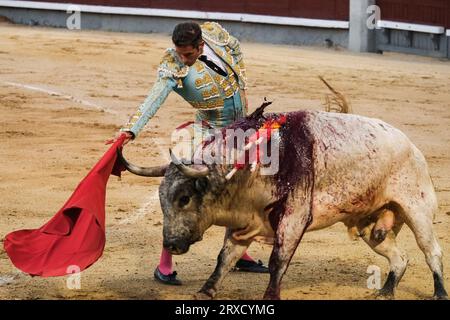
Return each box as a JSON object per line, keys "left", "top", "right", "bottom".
{"left": 172, "top": 21, "right": 203, "bottom": 48}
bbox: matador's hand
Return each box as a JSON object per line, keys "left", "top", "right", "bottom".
{"left": 105, "top": 131, "right": 133, "bottom": 145}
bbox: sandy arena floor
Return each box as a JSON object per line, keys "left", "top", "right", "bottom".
{"left": 0, "top": 20, "right": 449, "bottom": 300}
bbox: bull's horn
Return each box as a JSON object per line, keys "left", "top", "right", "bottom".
{"left": 169, "top": 149, "right": 209, "bottom": 178}
{"left": 116, "top": 148, "right": 167, "bottom": 177}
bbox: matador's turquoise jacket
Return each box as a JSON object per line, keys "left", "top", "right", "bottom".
{"left": 121, "top": 22, "right": 248, "bottom": 138}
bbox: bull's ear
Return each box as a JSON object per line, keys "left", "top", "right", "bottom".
{"left": 194, "top": 177, "right": 209, "bottom": 193}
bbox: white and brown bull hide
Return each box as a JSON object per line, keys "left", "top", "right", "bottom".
{"left": 119, "top": 108, "right": 448, "bottom": 300}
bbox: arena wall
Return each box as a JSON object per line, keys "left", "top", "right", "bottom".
{"left": 0, "top": 0, "right": 448, "bottom": 58}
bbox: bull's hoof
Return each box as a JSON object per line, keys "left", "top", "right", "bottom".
{"left": 263, "top": 295, "right": 280, "bottom": 300}
{"left": 263, "top": 292, "right": 280, "bottom": 300}
{"left": 194, "top": 290, "right": 215, "bottom": 300}
{"left": 263, "top": 287, "right": 281, "bottom": 300}
{"left": 373, "top": 289, "right": 394, "bottom": 300}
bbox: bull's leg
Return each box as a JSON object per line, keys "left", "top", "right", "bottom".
{"left": 404, "top": 205, "right": 448, "bottom": 300}
{"left": 197, "top": 228, "right": 250, "bottom": 299}
{"left": 385, "top": 153, "right": 448, "bottom": 299}
{"left": 359, "top": 217, "right": 408, "bottom": 299}
{"left": 264, "top": 205, "right": 312, "bottom": 300}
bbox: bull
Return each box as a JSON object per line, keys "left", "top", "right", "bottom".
{"left": 118, "top": 106, "right": 448, "bottom": 300}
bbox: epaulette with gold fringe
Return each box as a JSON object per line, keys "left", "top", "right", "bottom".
{"left": 157, "top": 48, "right": 189, "bottom": 79}
{"left": 201, "top": 22, "right": 231, "bottom": 46}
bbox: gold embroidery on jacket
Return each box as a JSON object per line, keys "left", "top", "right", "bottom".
{"left": 201, "top": 22, "right": 230, "bottom": 46}
{"left": 201, "top": 86, "right": 220, "bottom": 100}
{"left": 189, "top": 100, "right": 224, "bottom": 110}
{"left": 158, "top": 51, "right": 189, "bottom": 79}
{"left": 195, "top": 73, "right": 214, "bottom": 89}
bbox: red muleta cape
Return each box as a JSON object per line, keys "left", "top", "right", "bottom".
{"left": 3, "top": 136, "right": 126, "bottom": 277}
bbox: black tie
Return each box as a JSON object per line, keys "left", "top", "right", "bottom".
{"left": 198, "top": 55, "right": 227, "bottom": 77}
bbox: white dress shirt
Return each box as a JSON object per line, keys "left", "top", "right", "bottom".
{"left": 201, "top": 44, "right": 228, "bottom": 75}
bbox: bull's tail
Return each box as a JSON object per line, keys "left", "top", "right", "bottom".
{"left": 319, "top": 76, "right": 352, "bottom": 114}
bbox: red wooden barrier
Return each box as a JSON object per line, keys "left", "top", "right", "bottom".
{"left": 377, "top": 0, "right": 450, "bottom": 28}
{"left": 24, "top": 0, "right": 350, "bottom": 21}
{"left": 22, "top": 0, "right": 450, "bottom": 28}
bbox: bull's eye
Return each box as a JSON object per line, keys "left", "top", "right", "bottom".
{"left": 195, "top": 178, "right": 209, "bottom": 193}
{"left": 178, "top": 195, "right": 191, "bottom": 207}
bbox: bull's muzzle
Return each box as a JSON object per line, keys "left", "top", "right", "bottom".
{"left": 163, "top": 239, "right": 191, "bottom": 255}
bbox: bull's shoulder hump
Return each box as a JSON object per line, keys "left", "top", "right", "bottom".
{"left": 313, "top": 111, "right": 383, "bottom": 126}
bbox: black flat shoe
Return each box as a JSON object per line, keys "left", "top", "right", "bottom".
{"left": 154, "top": 267, "right": 182, "bottom": 285}
{"left": 234, "top": 259, "right": 269, "bottom": 273}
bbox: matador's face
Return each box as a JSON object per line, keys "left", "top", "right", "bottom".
{"left": 175, "top": 42, "right": 205, "bottom": 67}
